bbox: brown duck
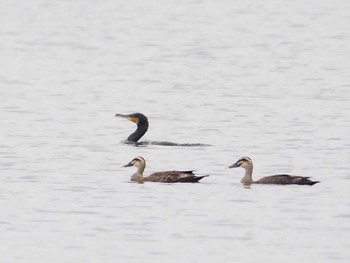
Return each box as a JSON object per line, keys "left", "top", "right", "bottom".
{"left": 228, "top": 156, "right": 319, "bottom": 186}
{"left": 123, "top": 156, "right": 209, "bottom": 183}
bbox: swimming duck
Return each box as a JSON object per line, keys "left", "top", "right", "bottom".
{"left": 123, "top": 156, "right": 209, "bottom": 183}
{"left": 228, "top": 157, "right": 319, "bottom": 186}
{"left": 115, "top": 112, "right": 209, "bottom": 146}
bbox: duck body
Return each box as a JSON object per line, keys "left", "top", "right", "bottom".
{"left": 254, "top": 174, "right": 318, "bottom": 185}
{"left": 124, "top": 156, "right": 208, "bottom": 183}
{"left": 134, "top": 170, "right": 206, "bottom": 183}
{"left": 228, "top": 157, "right": 319, "bottom": 186}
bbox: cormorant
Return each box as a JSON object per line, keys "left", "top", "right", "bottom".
{"left": 115, "top": 112, "right": 209, "bottom": 146}
{"left": 115, "top": 113, "right": 148, "bottom": 143}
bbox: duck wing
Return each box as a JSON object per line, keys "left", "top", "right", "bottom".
{"left": 145, "top": 170, "right": 208, "bottom": 183}
{"left": 289, "top": 176, "right": 319, "bottom": 185}
{"left": 255, "top": 174, "right": 319, "bottom": 185}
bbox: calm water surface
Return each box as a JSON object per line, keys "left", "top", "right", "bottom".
{"left": 1, "top": 0, "right": 350, "bottom": 262}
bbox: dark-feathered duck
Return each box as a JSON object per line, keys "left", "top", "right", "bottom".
{"left": 228, "top": 156, "right": 319, "bottom": 186}
{"left": 123, "top": 156, "right": 209, "bottom": 183}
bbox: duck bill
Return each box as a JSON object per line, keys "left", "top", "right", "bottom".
{"left": 115, "top": 113, "right": 138, "bottom": 123}
{"left": 228, "top": 163, "right": 239, "bottom": 168}
{"left": 123, "top": 161, "right": 133, "bottom": 167}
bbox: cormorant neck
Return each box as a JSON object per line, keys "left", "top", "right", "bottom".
{"left": 241, "top": 165, "right": 254, "bottom": 185}
{"left": 127, "top": 122, "right": 149, "bottom": 142}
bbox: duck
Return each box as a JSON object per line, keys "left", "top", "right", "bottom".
{"left": 115, "top": 112, "right": 209, "bottom": 146}
{"left": 123, "top": 156, "right": 209, "bottom": 183}
{"left": 228, "top": 156, "right": 319, "bottom": 186}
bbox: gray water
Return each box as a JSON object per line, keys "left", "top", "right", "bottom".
{"left": 1, "top": 0, "right": 350, "bottom": 262}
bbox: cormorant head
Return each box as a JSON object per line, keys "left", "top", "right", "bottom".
{"left": 123, "top": 156, "right": 146, "bottom": 168}
{"left": 115, "top": 113, "right": 148, "bottom": 126}
{"left": 228, "top": 157, "right": 252, "bottom": 169}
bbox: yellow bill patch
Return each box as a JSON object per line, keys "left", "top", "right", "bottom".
{"left": 128, "top": 116, "right": 138, "bottom": 123}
